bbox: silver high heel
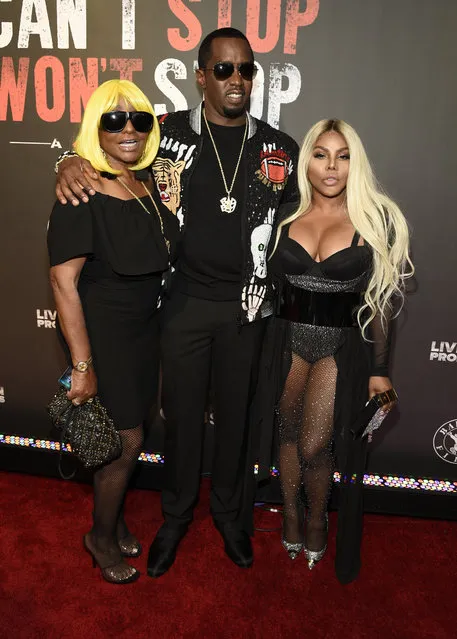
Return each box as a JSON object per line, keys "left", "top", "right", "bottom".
{"left": 304, "top": 514, "right": 328, "bottom": 570}
{"left": 281, "top": 538, "right": 303, "bottom": 560}
{"left": 281, "top": 501, "right": 305, "bottom": 560}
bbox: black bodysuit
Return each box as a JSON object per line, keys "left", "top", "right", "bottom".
{"left": 277, "top": 228, "right": 371, "bottom": 361}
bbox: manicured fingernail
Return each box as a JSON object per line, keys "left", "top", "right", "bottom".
{"left": 72, "top": 199, "right": 79, "bottom": 206}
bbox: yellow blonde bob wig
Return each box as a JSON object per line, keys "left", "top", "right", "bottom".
{"left": 272, "top": 119, "right": 414, "bottom": 338}
{"left": 73, "top": 79, "right": 159, "bottom": 175}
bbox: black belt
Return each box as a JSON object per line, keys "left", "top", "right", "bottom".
{"left": 278, "top": 282, "right": 361, "bottom": 327}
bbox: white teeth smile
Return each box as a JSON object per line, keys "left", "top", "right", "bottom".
{"left": 120, "top": 140, "right": 137, "bottom": 148}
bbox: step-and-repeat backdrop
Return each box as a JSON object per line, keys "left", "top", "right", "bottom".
{"left": 1, "top": 1, "right": 456, "bottom": 496}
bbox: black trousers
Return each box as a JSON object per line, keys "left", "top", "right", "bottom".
{"left": 160, "top": 291, "right": 266, "bottom": 531}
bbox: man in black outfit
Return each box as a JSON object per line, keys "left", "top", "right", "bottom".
{"left": 146, "top": 29, "right": 299, "bottom": 576}
{"left": 54, "top": 28, "right": 299, "bottom": 576}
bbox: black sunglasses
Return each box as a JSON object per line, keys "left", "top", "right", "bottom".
{"left": 203, "top": 61, "right": 257, "bottom": 82}
{"left": 100, "top": 111, "right": 154, "bottom": 133}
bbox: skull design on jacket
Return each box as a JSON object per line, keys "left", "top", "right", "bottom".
{"left": 250, "top": 208, "right": 275, "bottom": 279}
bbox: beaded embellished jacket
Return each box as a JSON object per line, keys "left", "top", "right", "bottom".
{"left": 153, "top": 103, "right": 299, "bottom": 325}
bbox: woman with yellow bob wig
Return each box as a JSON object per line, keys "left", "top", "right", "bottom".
{"left": 47, "top": 79, "right": 179, "bottom": 584}
{"left": 73, "top": 78, "right": 160, "bottom": 175}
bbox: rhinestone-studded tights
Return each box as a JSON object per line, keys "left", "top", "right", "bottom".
{"left": 87, "top": 425, "right": 143, "bottom": 571}
{"left": 278, "top": 353, "right": 337, "bottom": 552}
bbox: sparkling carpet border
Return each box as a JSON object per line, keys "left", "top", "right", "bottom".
{"left": 1, "top": 433, "right": 456, "bottom": 493}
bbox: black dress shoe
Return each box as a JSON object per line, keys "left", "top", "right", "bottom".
{"left": 147, "top": 523, "right": 188, "bottom": 578}
{"left": 214, "top": 521, "right": 253, "bottom": 568}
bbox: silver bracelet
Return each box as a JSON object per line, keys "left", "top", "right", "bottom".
{"left": 54, "top": 150, "right": 78, "bottom": 174}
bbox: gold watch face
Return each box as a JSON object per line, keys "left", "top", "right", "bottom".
{"left": 75, "top": 361, "right": 89, "bottom": 372}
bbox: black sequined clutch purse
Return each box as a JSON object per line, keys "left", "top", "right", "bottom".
{"left": 47, "top": 387, "right": 122, "bottom": 477}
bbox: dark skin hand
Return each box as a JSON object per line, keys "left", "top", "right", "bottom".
{"left": 56, "top": 156, "right": 98, "bottom": 206}
{"left": 68, "top": 368, "right": 98, "bottom": 405}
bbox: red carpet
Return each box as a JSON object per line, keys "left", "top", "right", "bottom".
{"left": 0, "top": 471, "right": 454, "bottom": 639}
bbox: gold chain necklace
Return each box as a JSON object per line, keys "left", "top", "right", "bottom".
{"left": 116, "top": 176, "right": 170, "bottom": 256}
{"left": 203, "top": 108, "right": 248, "bottom": 214}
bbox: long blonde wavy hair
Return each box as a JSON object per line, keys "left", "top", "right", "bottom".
{"left": 272, "top": 119, "right": 414, "bottom": 338}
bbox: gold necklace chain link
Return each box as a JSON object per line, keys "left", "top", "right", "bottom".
{"left": 203, "top": 108, "right": 248, "bottom": 209}
{"left": 116, "top": 176, "right": 170, "bottom": 256}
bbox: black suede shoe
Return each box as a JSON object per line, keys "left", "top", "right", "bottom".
{"left": 214, "top": 521, "right": 253, "bottom": 568}
{"left": 146, "top": 523, "right": 188, "bottom": 578}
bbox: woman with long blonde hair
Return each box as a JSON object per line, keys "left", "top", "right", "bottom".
{"left": 269, "top": 119, "right": 413, "bottom": 582}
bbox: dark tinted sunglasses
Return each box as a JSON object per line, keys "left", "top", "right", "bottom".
{"left": 204, "top": 61, "right": 257, "bottom": 82}
{"left": 100, "top": 111, "right": 154, "bottom": 133}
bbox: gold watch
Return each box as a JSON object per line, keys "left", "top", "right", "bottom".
{"left": 73, "top": 356, "right": 93, "bottom": 373}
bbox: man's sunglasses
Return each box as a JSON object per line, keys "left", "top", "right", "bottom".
{"left": 203, "top": 61, "right": 257, "bottom": 82}
{"left": 100, "top": 111, "right": 154, "bottom": 133}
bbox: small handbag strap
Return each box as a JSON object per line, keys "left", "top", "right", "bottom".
{"left": 57, "top": 406, "right": 78, "bottom": 480}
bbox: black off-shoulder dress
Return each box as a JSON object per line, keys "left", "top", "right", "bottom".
{"left": 47, "top": 190, "right": 179, "bottom": 430}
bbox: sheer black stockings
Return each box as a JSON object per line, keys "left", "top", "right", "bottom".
{"left": 87, "top": 425, "right": 143, "bottom": 577}
{"left": 279, "top": 354, "right": 337, "bottom": 551}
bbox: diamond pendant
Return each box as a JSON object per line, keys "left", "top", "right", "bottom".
{"left": 220, "top": 195, "right": 237, "bottom": 214}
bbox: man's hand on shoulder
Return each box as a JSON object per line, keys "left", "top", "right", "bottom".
{"left": 56, "top": 153, "right": 99, "bottom": 207}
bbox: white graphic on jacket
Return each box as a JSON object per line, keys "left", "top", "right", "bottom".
{"left": 153, "top": 132, "right": 197, "bottom": 227}
{"left": 242, "top": 276, "right": 267, "bottom": 323}
{"left": 250, "top": 208, "right": 275, "bottom": 279}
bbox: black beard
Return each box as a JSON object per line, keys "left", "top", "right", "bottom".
{"left": 222, "top": 105, "right": 246, "bottom": 119}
